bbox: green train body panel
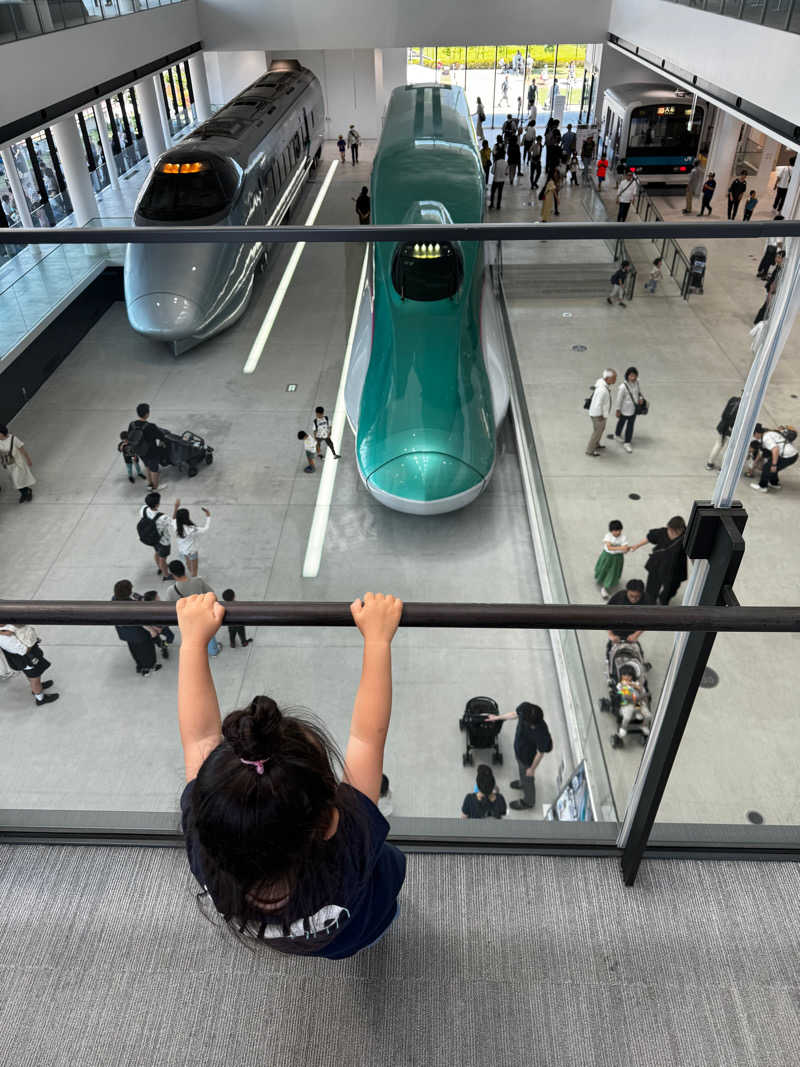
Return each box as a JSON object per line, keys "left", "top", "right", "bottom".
{"left": 356, "top": 83, "right": 496, "bottom": 507}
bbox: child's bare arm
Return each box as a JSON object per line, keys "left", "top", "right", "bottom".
{"left": 176, "top": 594, "right": 226, "bottom": 781}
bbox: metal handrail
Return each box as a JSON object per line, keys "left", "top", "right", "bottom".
{"left": 632, "top": 184, "right": 693, "bottom": 298}
{"left": 2, "top": 600, "right": 799, "bottom": 631}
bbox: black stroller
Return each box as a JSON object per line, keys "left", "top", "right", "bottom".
{"left": 686, "top": 245, "right": 707, "bottom": 295}
{"left": 599, "top": 640, "right": 652, "bottom": 748}
{"left": 159, "top": 431, "right": 214, "bottom": 478}
{"left": 459, "top": 696, "right": 504, "bottom": 766}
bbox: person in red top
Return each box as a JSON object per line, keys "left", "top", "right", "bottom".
{"left": 596, "top": 154, "right": 609, "bottom": 189}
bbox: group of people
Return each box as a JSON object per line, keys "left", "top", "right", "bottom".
{"left": 684, "top": 154, "right": 794, "bottom": 219}
{"left": 594, "top": 516, "right": 688, "bottom": 606}
{"left": 585, "top": 367, "right": 647, "bottom": 456}
{"left": 336, "top": 125, "right": 361, "bottom": 165}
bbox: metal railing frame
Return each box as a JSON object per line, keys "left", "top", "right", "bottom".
{"left": 631, "top": 185, "right": 693, "bottom": 299}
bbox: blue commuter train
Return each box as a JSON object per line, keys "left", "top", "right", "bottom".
{"left": 344, "top": 83, "right": 509, "bottom": 515}
{"left": 124, "top": 60, "right": 324, "bottom": 355}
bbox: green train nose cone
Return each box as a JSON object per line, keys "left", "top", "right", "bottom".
{"left": 368, "top": 452, "right": 485, "bottom": 510}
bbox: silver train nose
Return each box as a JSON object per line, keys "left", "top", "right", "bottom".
{"left": 127, "top": 293, "right": 203, "bottom": 340}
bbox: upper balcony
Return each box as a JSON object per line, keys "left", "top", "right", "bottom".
{"left": 661, "top": 0, "right": 800, "bottom": 33}
{"left": 0, "top": 0, "right": 188, "bottom": 46}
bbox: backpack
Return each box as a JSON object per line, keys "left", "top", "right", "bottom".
{"left": 127, "top": 421, "right": 145, "bottom": 451}
{"left": 717, "top": 396, "right": 740, "bottom": 436}
{"left": 137, "top": 509, "right": 163, "bottom": 547}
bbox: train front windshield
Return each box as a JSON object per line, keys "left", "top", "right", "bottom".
{"left": 627, "top": 103, "right": 704, "bottom": 158}
{"left": 138, "top": 160, "right": 238, "bottom": 221}
{"left": 391, "top": 241, "right": 463, "bottom": 302}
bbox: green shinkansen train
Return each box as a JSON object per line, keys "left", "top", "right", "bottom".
{"left": 344, "top": 83, "right": 509, "bottom": 514}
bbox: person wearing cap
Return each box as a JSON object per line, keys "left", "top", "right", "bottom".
{"left": 750, "top": 425, "right": 798, "bottom": 492}
{"left": 483, "top": 702, "right": 553, "bottom": 811}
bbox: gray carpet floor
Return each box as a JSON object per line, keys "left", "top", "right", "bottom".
{"left": 0, "top": 845, "right": 798, "bottom": 1067}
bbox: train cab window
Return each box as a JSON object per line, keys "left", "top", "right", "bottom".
{"left": 138, "top": 158, "right": 238, "bottom": 221}
{"left": 628, "top": 104, "right": 704, "bottom": 151}
{"left": 391, "top": 241, "right": 463, "bottom": 302}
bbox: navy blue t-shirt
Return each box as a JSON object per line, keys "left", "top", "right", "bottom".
{"left": 514, "top": 717, "right": 554, "bottom": 766}
{"left": 180, "top": 779, "right": 406, "bottom": 959}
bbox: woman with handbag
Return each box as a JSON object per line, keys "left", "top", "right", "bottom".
{"left": 0, "top": 623, "right": 59, "bottom": 705}
{"left": 614, "top": 366, "right": 647, "bottom": 453}
{"left": 0, "top": 425, "right": 36, "bottom": 502}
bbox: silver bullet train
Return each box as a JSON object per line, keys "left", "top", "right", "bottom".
{"left": 124, "top": 60, "right": 324, "bottom": 355}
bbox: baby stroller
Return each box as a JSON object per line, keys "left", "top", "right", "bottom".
{"left": 599, "top": 641, "right": 652, "bottom": 749}
{"left": 687, "top": 245, "right": 707, "bottom": 295}
{"left": 459, "top": 696, "right": 503, "bottom": 766}
{"left": 159, "top": 431, "right": 214, "bottom": 478}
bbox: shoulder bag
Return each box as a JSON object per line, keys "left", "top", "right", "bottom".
{"left": 0, "top": 435, "right": 16, "bottom": 469}
{"left": 625, "top": 382, "right": 648, "bottom": 416}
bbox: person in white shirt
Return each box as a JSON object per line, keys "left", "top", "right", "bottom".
{"left": 750, "top": 425, "right": 798, "bottom": 491}
{"left": 616, "top": 170, "right": 638, "bottom": 222}
{"left": 138, "top": 491, "right": 173, "bottom": 579}
{"left": 773, "top": 155, "right": 795, "bottom": 212}
{"left": 346, "top": 125, "right": 361, "bottom": 165}
{"left": 586, "top": 369, "right": 617, "bottom": 456}
{"left": 614, "top": 366, "right": 643, "bottom": 453}
{"left": 0, "top": 624, "right": 59, "bottom": 704}
{"left": 594, "top": 520, "right": 630, "bottom": 599}
{"left": 171, "top": 499, "right": 211, "bottom": 577}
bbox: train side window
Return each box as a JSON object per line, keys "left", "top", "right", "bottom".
{"left": 293, "top": 132, "right": 301, "bottom": 157}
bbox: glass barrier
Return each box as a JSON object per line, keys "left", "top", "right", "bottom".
{"left": 661, "top": 0, "right": 800, "bottom": 32}
{"left": 0, "top": 159, "right": 797, "bottom": 862}
{"left": 0, "top": 0, "right": 189, "bottom": 44}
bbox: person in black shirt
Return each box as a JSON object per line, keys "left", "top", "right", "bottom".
{"left": 607, "top": 578, "right": 648, "bottom": 646}
{"left": 127, "top": 402, "right": 164, "bottom": 491}
{"left": 727, "top": 170, "right": 747, "bottom": 220}
{"left": 630, "top": 516, "right": 688, "bottom": 606}
{"left": 112, "top": 579, "right": 160, "bottom": 676}
{"left": 460, "top": 764, "right": 507, "bottom": 819}
{"left": 484, "top": 702, "right": 553, "bottom": 811}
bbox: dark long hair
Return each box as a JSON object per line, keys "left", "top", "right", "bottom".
{"left": 183, "top": 696, "right": 371, "bottom": 954}
{"left": 175, "top": 507, "right": 193, "bottom": 539}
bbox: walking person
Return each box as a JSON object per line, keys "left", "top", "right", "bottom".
{"left": 112, "top": 579, "right": 161, "bottom": 676}
{"left": 336, "top": 135, "right": 346, "bottom": 164}
{"left": 560, "top": 123, "right": 576, "bottom": 160}
{"left": 528, "top": 136, "right": 543, "bottom": 189}
{"left": 522, "top": 121, "right": 536, "bottom": 168}
{"left": 221, "top": 588, "right": 252, "bottom": 648}
{"left": 568, "top": 153, "right": 579, "bottom": 185}
{"left": 298, "top": 430, "right": 317, "bottom": 473}
{"left": 526, "top": 81, "right": 537, "bottom": 123}
{"left": 502, "top": 114, "right": 516, "bottom": 145}
{"left": 754, "top": 250, "right": 785, "bottom": 323}
{"left": 756, "top": 233, "right": 784, "bottom": 278}
{"left": 346, "top": 125, "right": 360, "bottom": 165}
{"left": 629, "top": 516, "right": 688, "bottom": 606}
{"left": 538, "top": 169, "right": 558, "bottom": 222}
{"left": 127, "top": 403, "right": 164, "bottom": 491}
{"left": 480, "top": 139, "right": 492, "bottom": 186}
{"left": 607, "top": 261, "right": 630, "bottom": 307}
{"left": 482, "top": 702, "right": 553, "bottom": 812}
{"left": 682, "top": 160, "right": 704, "bottom": 214}
{"left": 727, "top": 170, "right": 747, "bottom": 219}
{"left": 313, "top": 406, "right": 340, "bottom": 459}
{"left": 614, "top": 366, "right": 644, "bottom": 453}
{"left": 460, "top": 765, "right": 507, "bottom": 820}
{"left": 163, "top": 561, "right": 222, "bottom": 656}
{"left": 643, "top": 257, "right": 663, "bottom": 294}
{"left": 0, "top": 623, "right": 60, "bottom": 704}
{"left": 0, "top": 425, "right": 36, "bottom": 503}
{"left": 596, "top": 151, "right": 609, "bottom": 189}
{"left": 742, "top": 190, "right": 758, "bottom": 221}
{"left": 499, "top": 76, "right": 509, "bottom": 108}
{"left": 697, "top": 172, "right": 716, "bottom": 215}
{"left": 750, "top": 425, "right": 798, "bottom": 493}
{"left": 586, "top": 368, "right": 617, "bottom": 457}
{"left": 171, "top": 499, "right": 211, "bottom": 578}
{"left": 489, "top": 144, "right": 507, "bottom": 209}
{"left": 705, "top": 394, "right": 740, "bottom": 471}
{"left": 353, "top": 186, "right": 370, "bottom": 225}
{"left": 616, "top": 169, "right": 638, "bottom": 222}
{"left": 594, "top": 520, "right": 630, "bottom": 599}
{"left": 773, "top": 155, "right": 795, "bottom": 212}
{"left": 475, "top": 97, "right": 486, "bottom": 140}
{"left": 137, "top": 491, "right": 173, "bottom": 580}
{"left": 118, "top": 431, "right": 146, "bottom": 484}
{"left": 506, "top": 134, "right": 521, "bottom": 185}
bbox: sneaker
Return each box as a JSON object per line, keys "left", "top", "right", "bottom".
{"left": 587, "top": 450, "right": 600, "bottom": 457}
{"left": 618, "top": 301, "right": 627, "bottom": 308}
{"left": 704, "top": 463, "right": 715, "bottom": 471}
{"left": 509, "top": 780, "right": 524, "bottom": 790}
{"left": 41, "top": 679, "right": 54, "bottom": 690}
{"left": 606, "top": 297, "right": 613, "bottom": 305}
{"left": 750, "top": 482, "right": 768, "bottom": 492}
{"left": 509, "top": 800, "right": 533, "bottom": 811}
{"left": 600, "top": 588, "right": 609, "bottom": 599}
{"left": 304, "top": 466, "right": 314, "bottom": 473}
{"left": 624, "top": 443, "right": 633, "bottom": 453}
{"left": 34, "top": 692, "right": 59, "bottom": 705}
{"left": 771, "top": 483, "right": 782, "bottom": 490}
{"left": 161, "top": 574, "right": 173, "bottom": 581}
{"left": 597, "top": 444, "right": 606, "bottom": 449}
{"left": 128, "top": 476, "right": 135, "bottom": 484}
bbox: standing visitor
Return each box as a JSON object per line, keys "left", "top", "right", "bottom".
{"left": 522, "top": 121, "right": 536, "bottom": 168}
{"left": 137, "top": 491, "right": 173, "bottom": 580}
{"left": 629, "top": 517, "right": 688, "bottom": 606}
{"left": 506, "top": 135, "right": 521, "bottom": 185}
{"left": 0, "top": 425, "right": 36, "bottom": 503}
{"left": 354, "top": 186, "right": 370, "bottom": 225}
{"left": 607, "top": 261, "right": 630, "bottom": 308}
{"left": 698, "top": 172, "right": 716, "bottom": 215}
{"left": 112, "top": 579, "right": 161, "bottom": 677}
{"left": 475, "top": 98, "right": 486, "bottom": 140}
{"left": 480, "top": 139, "right": 492, "bottom": 186}
{"left": 756, "top": 232, "right": 784, "bottom": 279}
{"left": 163, "top": 561, "right": 222, "bottom": 657}
{"left": 560, "top": 123, "right": 576, "bottom": 159}
{"left": 586, "top": 368, "right": 617, "bottom": 457}
{"left": 313, "top": 406, "right": 340, "bottom": 459}
{"left": 594, "top": 520, "right": 630, "bottom": 600}
{"left": 596, "top": 152, "right": 609, "bottom": 189}
{"left": 127, "top": 403, "right": 164, "bottom": 491}
{"left": 336, "top": 135, "right": 346, "bottom": 164}
{"left": 682, "top": 160, "right": 704, "bottom": 215}
{"left": 0, "top": 623, "right": 59, "bottom": 704}
{"left": 538, "top": 170, "right": 558, "bottom": 222}
{"left": 118, "top": 431, "right": 146, "bottom": 484}
{"left": 347, "top": 125, "right": 360, "bottom": 165}
{"left": 221, "top": 588, "right": 252, "bottom": 648}
{"left": 727, "top": 170, "right": 748, "bottom": 219}
{"left": 616, "top": 169, "right": 638, "bottom": 221}
{"left": 483, "top": 703, "right": 553, "bottom": 812}
{"left": 614, "top": 366, "right": 644, "bottom": 453}
{"left": 773, "top": 156, "right": 795, "bottom": 212}
{"left": 529, "top": 136, "right": 543, "bottom": 189}
{"left": 298, "top": 430, "right": 317, "bottom": 474}
{"left": 171, "top": 499, "right": 211, "bottom": 578}
{"left": 705, "top": 394, "right": 740, "bottom": 471}
{"left": 489, "top": 144, "right": 507, "bottom": 209}
{"left": 644, "top": 257, "right": 663, "bottom": 294}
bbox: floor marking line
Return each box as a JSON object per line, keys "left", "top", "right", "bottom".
{"left": 302, "top": 244, "right": 370, "bottom": 579}
{"left": 242, "top": 159, "right": 339, "bottom": 375}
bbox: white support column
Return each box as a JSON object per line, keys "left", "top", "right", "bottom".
{"left": 755, "top": 136, "right": 781, "bottom": 196}
{"left": 93, "top": 102, "right": 120, "bottom": 190}
{"left": 50, "top": 114, "right": 99, "bottom": 226}
{"left": 135, "top": 75, "right": 168, "bottom": 165}
{"left": 154, "top": 73, "right": 173, "bottom": 146}
{"left": 188, "top": 53, "right": 212, "bottom": 123}
{"left": 374, "top": 47, "right": 385, "bottom": 132}
{"left": 1, "top": 144, "right": 34, "bottom": 228}
{"left": 706, "top": 111, "right": 743, "bottom": 195}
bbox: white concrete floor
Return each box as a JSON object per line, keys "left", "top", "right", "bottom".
{"left": 499, "top": 165, "right": 800, "bottom": 827}
{"left": 0, "top": 141, "right": 578, "bottom": 825}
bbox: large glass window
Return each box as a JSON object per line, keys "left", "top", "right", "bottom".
{"left": 77, "top": 108, "right": 110, "bottom": 194}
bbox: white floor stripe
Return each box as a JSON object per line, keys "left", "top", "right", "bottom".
{"left": 242, "top": 159, "right": 339, "bottom": 375}
{"left": 302, "top": 244, "right": 370, "bottom": 579}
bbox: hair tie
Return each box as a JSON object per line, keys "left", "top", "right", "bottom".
{"left": 240, "top": 757, "right": 270, "bottom": 775}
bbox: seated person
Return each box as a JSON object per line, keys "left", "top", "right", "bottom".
{"left": 612, "top": 665, "right": 651, "bottom": 743}
{"left": 461, "top": 764, "right": 507, "bottom": 819}
{"left": 606, "top": 579, "right": 649, "bottom": 654}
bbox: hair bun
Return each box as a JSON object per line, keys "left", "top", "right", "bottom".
{"left": 222, "top": 696, "right": 282, "bottom": 760}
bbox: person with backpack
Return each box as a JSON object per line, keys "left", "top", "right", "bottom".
{"left": 176, "top": 589, "right": 406, "bottom": 956}
{"left": 137, "top": 491, "right": 173, "bottom": 580}
{"left": 346, "top": 125, "right": 361, "bottom": 165}
{"left": 483, "top": 702, "right": 553, "bottom": 811}
{"left": 705, "top": 394, "right": 741, "bottom": 471}
{"left": 127, "top": 403, "right": 164, "bottom": 491}
{"left": 607, "top": 261, "right": 630, "bottom": 308}
{"left": 111, "top": 579, "right": 161, "bottom": 677}
{"left": 460, "top": 765, "right": 507, "bottom": 819}
{"left": 312, "top": 406, "right": 340, "bottom": 459}
{"left": 750, "top": 425, "right": 798, "bottom": 492}
{"left": 163, "top": 561, "right": 222, "bottom": 656}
